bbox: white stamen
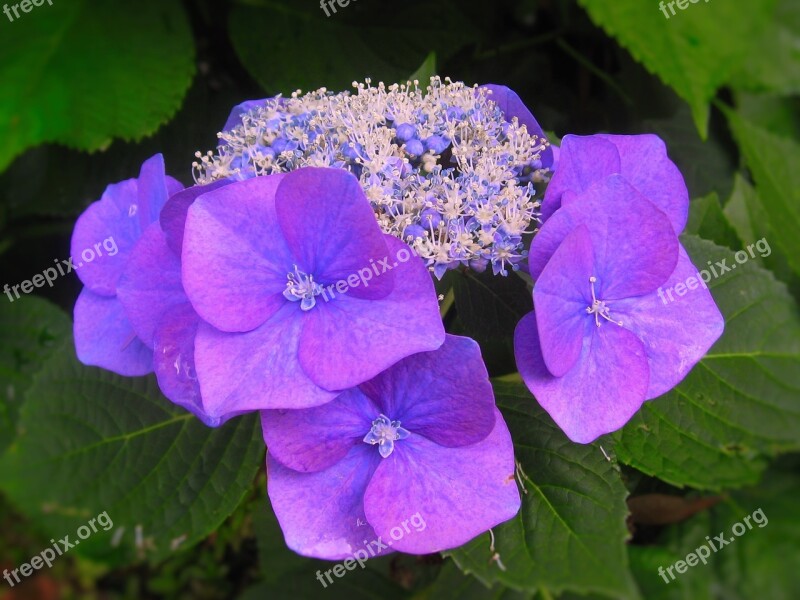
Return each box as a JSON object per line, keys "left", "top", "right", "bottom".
{"left": 586, "top": 276, "right": 623, "bottom": 327}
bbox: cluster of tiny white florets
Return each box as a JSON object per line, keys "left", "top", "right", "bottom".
{"left": 192, "top": 77, "right": 550, "bottom": 277}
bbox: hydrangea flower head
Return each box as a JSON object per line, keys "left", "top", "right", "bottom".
{"left": 71, "top": 154, "right": 183, "bottom": 376}
{"left": 180, "top": 167, "right": 445, "bottom": 422}
{"left": 515, "top": 176, "right": 723, "bottom": 443}
{"left": 193, "top": 77, "right": 551, "bottom": 278}
{"left": 261, "top": 335, "right": 520, "bottom": 558}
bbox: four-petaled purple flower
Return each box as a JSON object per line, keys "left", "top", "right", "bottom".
{"left": 515, "top": 172, "right": 724, "bottom": 443}
{"left": 179, "top": 167, "right": 445, "bottom": 422}
{"left": 261, "top": 335, "right": 520, "bottom": 558}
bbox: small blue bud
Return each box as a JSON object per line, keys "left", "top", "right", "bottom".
{"left": 395, "top": 123, "right": 417, "bottom": 142}
{"left": 403, "top": 224, "right": 426, "bottom": 240}
{"left": 424, "top": 135, "right": 450, "bottom": 154}
{"left": 404, "top": 139, "right": 425, "bottom": 157}
{"left": 420, "top": 208, "right": 442, "bottom": 229}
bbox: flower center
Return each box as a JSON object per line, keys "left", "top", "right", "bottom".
{"left": 283, "top": 265, "right": 323, "bottom": 311}
{"left": 363, "top": 414, "right": 410, "bottom": 458}
{"left": 585, "top": 276, "right": 622, "bottom": 327}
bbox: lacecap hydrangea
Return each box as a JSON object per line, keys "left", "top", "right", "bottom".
{"left": 192, "top": 77, "right": 552, "bottom": 278}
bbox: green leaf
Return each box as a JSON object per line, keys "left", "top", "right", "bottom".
{"left": 726, "top": 110, "right": 800, "bottom": 277}
{"left": 684, "top": 192, "right": 741, "bottom": 250}
{"left": 628, "top": 511, "right": 715, "bottom": 600}
{"left": 0, "top": 296, "right": 70, "bottom": 454}
{"left": 0, "top": 78, "right": 247, "bottom": 221}
{"left": 452, "top": 270, "right": 532, "bottom": 376}
{"left": 611, "top": 236, "right": 800, "bottom": 491}
{"left": 578, "top": 0, "right": 777, "bottom": 136}
{"left": 228, "top": 1, "right": 478, "bottom": 94}
{"left": 642, "top": 105, "right": 735, "bottom": 199}
{"left": 239, "top": 570, "right": 407, "bottom": 600}
{"left": 729, "top": 0, "right": 800, "bottom": 94}
{"left": 629, "top": 461, "right": 800, "bottom": 599}
{"left": 453, "top": 271, "right": 532, "bottom": 341}
{"left": 447, "top": 382, "right": 638, "bottom": 600}
{"left": 734, "top": 93, "right": 800, "bottom": 140}
{"left": 409, "top": 52, "right": 437, "bottom": 83}
{"left": 723, "top": 174, "right": 800, "bottom": 295}
{"left": 712, "top": 460, "right": 800, "bottom": 599}
{"left": 0, "top": 341, "right": 264, "bottom": 565}
{"left": 0, "top": 0, "right": 195, "bottom": 172}
{"left": 423, "top": 560, "right": 534, "bottom": 600}
{"left": 722, "top": 175, "right": 766, "bottom": 250}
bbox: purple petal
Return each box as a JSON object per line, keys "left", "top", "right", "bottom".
{"left": 152, "top": 303, "right": 223, "bottom": 426}
{"left": 594, "top": 134, "right": 688, "bottom": 234}
{"left": 261, "top": 388, "right": 378, "bottom": 473}
{"left": 298, "top": 235, "right": 445, "bottom": 391}
{"left": 275, "top": 168, "right": 395, "bottom": 300}
{"left": 71, "top": 154, "right": 180, "bottom": 296}
{"left": 267, "top": 445, "right": 384, "bottom": 560}
{"left": 528, "top": 175, "right": 678, "bottom": 299}
{"left": 480, "top": 84, "right": 554, "bottom": 169}
{"left": 363, "top": 409, "right": 520, "bottom": 554}
{"left": 73, "top": 289, "right": 153, "bottom": 376}
{"left": 117, "top": 223, "right": 187, "bottom": 348}
{"left": 136, "top": 154, "right": 184, "bottom": 231}
{"left": 534, "top": 225, "right": 595, "bottom": 377}
{"left": 358, "top": 335, "right": 495, "bottom": 447}
{"left": 541, "top": 134, "right": 688, "bottom": 233}
{"left": 160, "top": 179, "right": 232, "bottom": 257}
{"left": 222, "top": 98, "right": 276, "bottom": 132}
{"left": 182, "top": 174, "right": 295, "bottom": 333}
{"left": 613, "top": 245, "right": 724, "bottom": 399}
{"left": 541, "top": 135, "right": 620, "bottom": 222}
{"left": 70, "top": 178, "right": 140, "bottom": 296}
{"left": 514, "top": 312, "right": 650, "bottom": 443}
{"left": 194, "top": 304, "right": 339, "bottom": 419}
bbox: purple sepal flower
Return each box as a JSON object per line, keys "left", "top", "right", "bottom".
{"left": 71, "top": 154, "right": 183, "bottom": 376}
{"left": 541, "top": 134, "right": 688, "bottom": 232}
{"left": 480, "top": 84, "right": 554, "bottom": 170}
{"left": 262, "top": 335, "right": 520, "bottom": 559}
{"left": 181, "top": 168, "right": 445, "bottom": 420}
{"left": 514, "top": 177, "right": 723, "bottom": 443}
